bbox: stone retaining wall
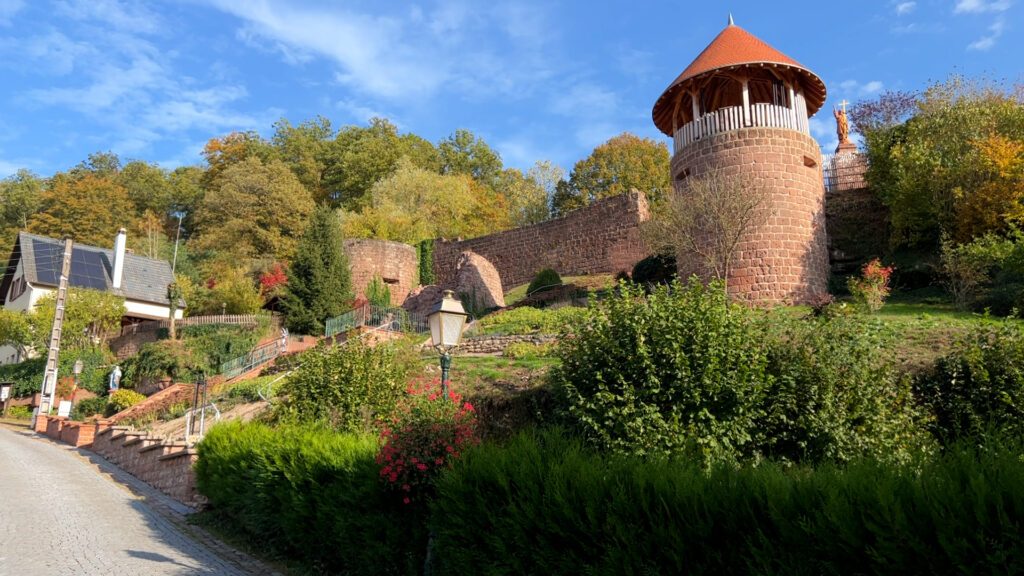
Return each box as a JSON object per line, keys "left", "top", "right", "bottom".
{"left": 433, "top": 191, "right": 650, "bottom": 291}
{"left": 35, "top": 416, "right": 204, "bottom": 508}
{"left": 456, "top": 335, "right": 558, "bottom": 355}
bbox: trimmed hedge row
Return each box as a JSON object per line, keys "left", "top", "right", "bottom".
{"left": 431, "top": 429, "right": 1024, "bottom": 576}
{"left": 195, "top": 421, "right": 425, "bottom": 575}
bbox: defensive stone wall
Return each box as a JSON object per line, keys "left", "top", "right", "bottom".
{"left": 433, "top": 191, "right": 650, "bottom": 291}
{"left": 671, "top": 127, "right": 830, "bottom": 305}
{"left": 344, "top": 239, "right": 418, "bottom": 306}
{"left": 823, "top": 152, "right": 889, "bottom": 275}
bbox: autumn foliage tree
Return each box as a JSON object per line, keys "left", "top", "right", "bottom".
{"left": 29, "top": 172, "right": 135, "bottom": 247}
{"left": 554, "top": 133, "right": 670, "bottom": 216}
{"left": 194, "top": 156, "right": 315, "bottom": 262}
{"left": 855, "top": 76, "right": 1024, "bottom": 248}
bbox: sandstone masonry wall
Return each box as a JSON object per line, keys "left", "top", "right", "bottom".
{"left": 823, "top": 152, "right": 889, "bottom": 275}
{"left": 671, "top": 127, "right": 830, "bottom": 305}
{"left": 344, "top": 239, "right": 419, "bottom": 306}
{"left": 433, "top": 191, "right": 650, "bottom": 291}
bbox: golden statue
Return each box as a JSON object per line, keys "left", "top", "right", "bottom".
{"left": 833, "top": 100, "right": 850, "bottom": 144}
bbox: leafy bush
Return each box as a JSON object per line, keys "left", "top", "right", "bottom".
{"left": 631, "top": 253, "right": 677, "bottom": 287}
{"left": 0, "top": 357, "right": 45, "bottom": 397}
{"left": 757, "top": 314, "right": 932, "bottom": 464}
{"left": 180, "top": 324, "right": 263, "bottom": 371}
{"left": 377, "top": 379, "right": 479, "bottom": 504}
{"left": 70, "top": 396, "right": 107, "bottom": 421}
{"left": 104, "top": 389, "right": 147, "bottom": 416}
{"left": 916, "top": 323, "right": 1024, "bottom": 444}
{"left": 4, "top": 405, "right": 31, "bottom": 419}
{"left": 475, "top": 306, "right": 585, "bottom": 336}
{"left": 274, "top": 341, "right": 408, "bottom": 432}
{"left": 502, "top": 341, "right": 556, "bottom": 360}
{"left": 526, "top": 268, "right": 562, "bottom": 296}
{"left": 431, "top": 429, "right": 1024, "bottom": 575}
{"left": 553, "top": 279, "right": 769, "bottom": 464}
{"left": 365, "top": 276, "right": 392, "bottom": 308}
{"left": 847, "top": 258, "right": 894, "bottom": 312}
{"left": 195, "top": 421, "right": 425, "bottom": 575}
{"left": 122, "top": 340, "right": 204, "bottom": 386}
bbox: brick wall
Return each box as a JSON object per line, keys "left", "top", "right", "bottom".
{"left": 344, "top": 239, "right": 419, "bottom": 306}
{"left": 670, "top": 127, "right": 830, "bottom": 305}
{"left": 89, "top": 425, "right": 204, "bottom": 508}
{"left": 433, "top": 191, "right": 650, "bottom": 292}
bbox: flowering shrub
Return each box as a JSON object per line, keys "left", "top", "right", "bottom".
{"left": 377, "top": 379, "right": 479, "bottom": 504}
{"left": 847, "top": 258, "right": 894, "bottom": 313}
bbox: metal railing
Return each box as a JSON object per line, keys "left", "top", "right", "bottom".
{"left": 219, "top": 340, "right": 282, "bottom": 380}
{"left": 822, "top": 151, "right": 868, "bottom": 192}
{"left": 324, "top": 305, "right": 429, "bottom": 338}
{"left": 673, "top": 102, "right": 810, "bottom": 152}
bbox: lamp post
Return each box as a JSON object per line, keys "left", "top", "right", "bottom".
{"left": 70, "top": 359, "right": 83, "bottom": 415}
{"left": 426, "top": 290, "right": 468, "bottom": 397}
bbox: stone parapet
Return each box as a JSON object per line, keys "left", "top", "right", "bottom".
{"left": 433, "top": 191, "right": 650, "bottom": 292}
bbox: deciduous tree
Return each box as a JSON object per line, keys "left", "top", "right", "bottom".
{"left": 0, "top": 169, "right": 43, "bottom": 248}
{"left": 29, "top": 172, "right": 135, "bottom": 247}
{"left": 438, "top": 128, "right": 503, "bottom": 184}
{"left": 322, "top": 118, "right": 440, "bottom": 210}
{"left": 643, "top": 171, "right": 772, "bottom": 292}
{"left": 193, "top": 157, "right": 315, "bottom": 262}
{"left": 555, "top": 133, "right": 670, "bottom": 215}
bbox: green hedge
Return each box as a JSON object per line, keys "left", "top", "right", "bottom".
{"left": 195, "top": 421, "right": 425, "bottom": 575}
{"left": 0, "top": 347, "right": 114, "bottom": 397}
{"left": 431, "top": 429, "right": 1024, "bottom": 576}
{"left": 917, "top": 322, "right": 1024, "bottom": 444}
{"left": 474, "top": 306, "right": 585, "bottom": 336}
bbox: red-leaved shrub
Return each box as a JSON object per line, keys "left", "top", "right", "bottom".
{"left": 376, "top": 378, "right": 479, "bottom": 504}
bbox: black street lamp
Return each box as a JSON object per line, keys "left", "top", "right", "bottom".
{"left": 427, "top": 290, "right": 468, "bottom": 397}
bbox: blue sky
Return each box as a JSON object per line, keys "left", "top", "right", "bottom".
{"left": 0, "top": 0, "right": 1020, "bottom": 179}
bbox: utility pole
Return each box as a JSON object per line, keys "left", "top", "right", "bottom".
{"left": 33, "top": 238, "right": 73, "bottom": 428}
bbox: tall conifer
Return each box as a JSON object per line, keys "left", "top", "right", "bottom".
{"left": 284, "top": 206, "right": 353, "bottom": 334}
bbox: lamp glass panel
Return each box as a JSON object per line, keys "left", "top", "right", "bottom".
{"left": 429, "top": 313, "right": 442, "bottom": 347}
{"left": 441, "top": 313, "right": 466, "bottom": 347}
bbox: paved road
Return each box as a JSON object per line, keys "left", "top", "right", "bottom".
{"left": 0, "top": 426, "right": 252, "bottom": 576}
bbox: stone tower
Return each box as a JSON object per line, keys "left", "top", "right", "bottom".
{"left": 651, "top": 17, "right": 829, "bottom": 304}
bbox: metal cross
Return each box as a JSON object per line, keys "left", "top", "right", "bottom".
{"left": 839, "top": 99, "right": 849, "bottom": 113}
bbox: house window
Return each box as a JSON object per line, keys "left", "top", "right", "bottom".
{"left": 8, "top": 275, "right": 27, "bottom": 303}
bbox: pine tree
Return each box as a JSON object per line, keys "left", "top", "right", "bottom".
{"left": 283, "top": 206, "right": 353, "bottom": 334}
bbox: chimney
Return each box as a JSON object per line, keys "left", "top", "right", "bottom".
{"left": 112, "top": 228, "right": 127, "bottom": 289}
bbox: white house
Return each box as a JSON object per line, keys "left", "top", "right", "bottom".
{"left": 0, "top": 229, "right": 184, "bottom": 365}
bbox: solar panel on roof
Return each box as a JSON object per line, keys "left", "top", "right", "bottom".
{"left": 31, "top": 239, "right": 61, "bottom": 285}
{"left": 69, "top": 248, "right": 110, "bottom": 290}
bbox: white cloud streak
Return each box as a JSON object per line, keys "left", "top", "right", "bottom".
{"left": 0, "top": 0, "right": 23, "bottom": 25}
{"left": 967, "top": 17, "right": 1007, "bottom": 50}
{"left": 896, "top": 2, "right": 917, "bottom": 14}
{"left": 954, "top": 0, "right": 1012, "bottom": 13}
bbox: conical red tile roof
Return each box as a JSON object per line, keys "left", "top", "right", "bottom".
{"left": 652, "top": 23, "right": 826, "bottom": 136}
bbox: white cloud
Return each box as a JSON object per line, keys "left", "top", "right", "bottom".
{"left": 836, "top": 79, "right": 885, "bottom": 96}
{"left": 967, "top": 17, "right": 1006, "bottom": 50}
{"left": 201, "top": 1, "right": 556, "bottom": 103}
{"left": 335, "top": 99, "right": 395, "bottom": 125}
{"left": 896, "top": 1, "right": 917, "bottom": 14}
{"left": 954, "top": 0, "right": 1012, "bottom": 13}
{"left": 54, "top": 0, "right": 162, "bottom": 34}
{"left": 0, "top": 0, "right": 23, "bottom": 25}
{"left": 550, "top": 83, "right": 620, "bottom": 118}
